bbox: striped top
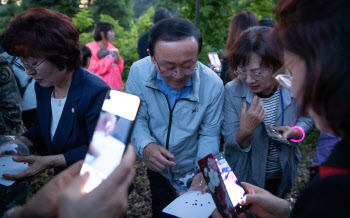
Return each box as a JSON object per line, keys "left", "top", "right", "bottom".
{"left": 260, "top": 88, "right": 282, "bottom": 179}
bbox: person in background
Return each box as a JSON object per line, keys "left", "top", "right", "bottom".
{"left": 80, "top": 45, "right": 92, "bottom": 69}
{"left": 222, "top": 26, "right": 313, "bottom": 197}
{"left": 259, "top": 17, "right": 275, "bottom": 27}
{"left": 220, "top": 11, "right": 259, "bottom": 85}
{"left": 0, "top": 56, "right": 22, "bottom": 135}
{"left": 137, "top": 7, "right": 172, "bottom": 60}
{"left": 127, "top": 18, "right": 224, "bottom": 217}
{"left": 0, "top": 8, "right": 110, "bottom": 181}
{"left": 1, "top": 49, "right": 37, "bottom": 129}
{"left": 86, "top": 22, "right": 124, "bottom": 90}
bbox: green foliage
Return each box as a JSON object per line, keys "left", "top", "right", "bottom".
{"left": 135, "top": 175, "right": 145, "bottom": 184}
{"left": 72, "top": 9, "right": 94, "bottom": 33}
{"left": 96, "top": 8, "right": 153, "bottom": 80}
{"left": 0, "top": 1, "right": 23, "bottom": 33}
{"left": 90, "top": 0, "right": 134, "bottom": 29}
{"left": 159, "top": 0, "right": 278, "bottom": 64}
{"left": 21, "top": 0, "right": 81, "bottom": 17}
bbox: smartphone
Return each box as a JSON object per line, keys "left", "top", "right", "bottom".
{"left": 266, "top": 125, "right": 291, "bottom": 146}
{"left": 198, "top": 153, "right": 249, "bottom": 217}
{"left": 208, "top": 52, "right": 222, "bottom": 73}
{"left": 80, "top": 90, "right": 140, "bottom": 193}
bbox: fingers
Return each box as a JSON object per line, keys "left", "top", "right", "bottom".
{"left": 241, "top": 102, "right": 247, "bottom": 115}
{"left": 159, "top": 146, "right": 175, "bottom": 159}
{"left": 12, "top": 155, "right": 34, "bottom": 163}
{"left": 3, "top": 170, "right": 29, "bottom": 180}
{"left": 62, "top": 172, "right": 90, "bottom": 199}
{"left": 250, "top": 96, "right": 259, "bottom": 110}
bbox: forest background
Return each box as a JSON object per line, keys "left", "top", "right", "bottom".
{"left": 0, "top": 0, "right": 278, "bottom": 81}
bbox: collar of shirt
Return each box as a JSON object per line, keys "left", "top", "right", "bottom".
{"left": 156, "top": 72, "right": 192, "bottom": 109}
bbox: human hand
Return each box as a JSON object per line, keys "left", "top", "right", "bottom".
{"left": 239, "top": 182, "right": 290, "bottom": 218}
{"left": 273, "top": 126, "right": 301, "bottom": 140}
{"left": 143, "top": 143, "right": 176, "bottom": 172}
{"left": 239, "top": 96, "right": 265, "bottom": 135}
{"left": 111, "top": 49, "right": 120, "bottom": 63}
{"left": 189, "top": 172, "right": 209, "bottom": 194}
{"left": 58, "top": 145, "right": 136, "bottom": 218}
{"left": 3, "top": 155, "right": 52, "bottom": 181}
{"left": 8, "top": 161, "right": 83, "bottom": 218}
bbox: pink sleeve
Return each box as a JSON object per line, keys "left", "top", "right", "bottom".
{"left": 116, "top": 56, "right": 124, "bottom": 74}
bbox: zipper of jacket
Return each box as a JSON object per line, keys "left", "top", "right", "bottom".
{"left": 148, "top": 87, "right": 194, "bottom": 151}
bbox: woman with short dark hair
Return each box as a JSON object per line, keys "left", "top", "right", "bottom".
{"left": 222, "top": 26, "right": 313, "bottom": 197}
{"left": 0, "top": 7, "right": 110, "bottom": 180}
{"left": 86, "top": 22, "right": 124, "bottom": 90}
{"left": 221, "top": 11, "right": 259, "bottom": 85}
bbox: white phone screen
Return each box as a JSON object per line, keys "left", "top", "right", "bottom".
{"left": 216, "top": 157, "right": 246, "bottom": 207}
{"left": 80, "top": 90, "right": 140, "bottom": 193}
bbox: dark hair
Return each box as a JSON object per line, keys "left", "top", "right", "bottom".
{"left": 153, "top": 7, "right": 172, "bottom": 24}
{"left": 148, "top": 18, "right": 202, "bottom": 56}
{"left": 0, "top": 7, "right": 81, "bottom": 72}
{"left": 274, "top": 0, "right": 350, "bottom": 140}
{"left": 229, "top": 26, "right": 283, "bottom": 74}
{"left": 226, "top": 11, "right": 259, "bottom": 56}
{"left": 97, "top": 48, "right": 110, "bottom": 60}
{"left": 260, "top": 17, "right": 275, "bottom": 27}
{"left": 93, "top": 22, "right": 114, "bottom": 42}
{"left": 81, "top": 45, "right": 91, "bottom": 68}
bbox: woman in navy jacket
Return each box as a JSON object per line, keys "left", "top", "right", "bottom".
{"left": 1, "top": 8, "right": 110, "bottom": 179}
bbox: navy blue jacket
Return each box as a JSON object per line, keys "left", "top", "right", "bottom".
{"left": 23, "top": 67, "right": 110, "bottom": 167}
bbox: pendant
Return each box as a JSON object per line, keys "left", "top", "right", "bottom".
{"left": 59, "top": 99, "right": 62, "bottom": 107}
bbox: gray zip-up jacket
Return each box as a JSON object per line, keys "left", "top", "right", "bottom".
{"left": 126, "top": 57, "right": 224, "bottom": 179}
{"left": 222, "top": 79, "right": 314, "bottom": 197}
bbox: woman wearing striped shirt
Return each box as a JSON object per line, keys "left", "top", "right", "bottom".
{"left": 222, "top": 26, "right": 314, "bottom": 197}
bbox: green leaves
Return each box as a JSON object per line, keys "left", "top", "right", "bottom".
{"left": 72, "top": 9, "right": 94, "bottom": 33}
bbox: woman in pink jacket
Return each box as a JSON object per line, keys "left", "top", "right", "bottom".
{"left": 86, "top": 22, "right": 124, "bottom": 90}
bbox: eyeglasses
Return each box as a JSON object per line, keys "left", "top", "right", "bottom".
{"left": 154, "top": 58, "right": 197, "bottom": 78}
{"left": 23, "top": 58, "right": 46, "bottom": 75}
{"left": 234, "top": 69, "right": 267, "bottom": 81}
{"left": 273, "top": 56, "right": 299, "bottom": 91}
{"left": 10, "top": 57, "right": 25, "bottom": 71}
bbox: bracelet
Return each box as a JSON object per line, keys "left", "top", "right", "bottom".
{"left": 290, "top": 126, "right": 305, "bottom": 142}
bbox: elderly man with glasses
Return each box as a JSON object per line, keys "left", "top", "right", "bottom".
{"left": 126, "top": 18, "right": 224, "bottom": 217}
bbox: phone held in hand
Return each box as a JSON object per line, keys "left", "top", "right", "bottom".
{"left": 80, "top": 90, "right": 140, "bottom": 193}
{"left": 266, "top": 125, "right": 291, "bottom": 146}
{"left": 198, "top": 153, "right": 250, "bottom": 218}
{"left": 208, "top": 52, "right": 222, "bottom": 73}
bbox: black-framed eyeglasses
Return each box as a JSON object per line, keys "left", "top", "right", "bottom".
{"left": 22, "top": 58, "right": 46, "bottom": 75}
{"left": 10, "top": 57, "right": 25, "bottom": 71}
{"left": 154, "top": 57, "right": 197, "bottom": 78}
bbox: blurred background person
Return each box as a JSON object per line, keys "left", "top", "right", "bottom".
{"left": 137, "top": 7, "right": 172, "bottom": 60}
{"left": 220, "top": 11, "right": 259, "bottom": 85}
{"left": 222, "top": 26, "right": 313, "bottom": 197}
{"left": 80, "top": 45, "right": 92, "bottom": 69}
{"left": 0, "top": 7, "right": 110, "bottom": 181}
{"left": 1, "top": 48, "right": 37, "bottom": 130}
{"left": 86, "top": 22, "right": 124, "bottom": 90}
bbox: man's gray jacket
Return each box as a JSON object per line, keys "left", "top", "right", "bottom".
{"left": 126, "top": 57, "right": 224, "bottom": 179}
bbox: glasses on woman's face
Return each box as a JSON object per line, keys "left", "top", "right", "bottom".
{"left": 273, "top": 57, "right": 299, "bottom": 90}
{"left": 234, "top": 69, "right": 267, "bottom": 81}
{"left": 23, "top": 58, "right": 46, "bottom": 75}
{"left": 154, "top": 58, "right": 197, "bottom": 78}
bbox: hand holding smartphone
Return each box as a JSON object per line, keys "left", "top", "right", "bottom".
{"left": 198, "top": 153, "right": 250, "bottom": 217}
{"left": 80, "top": 90, "right": 140, "bottom": 193}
